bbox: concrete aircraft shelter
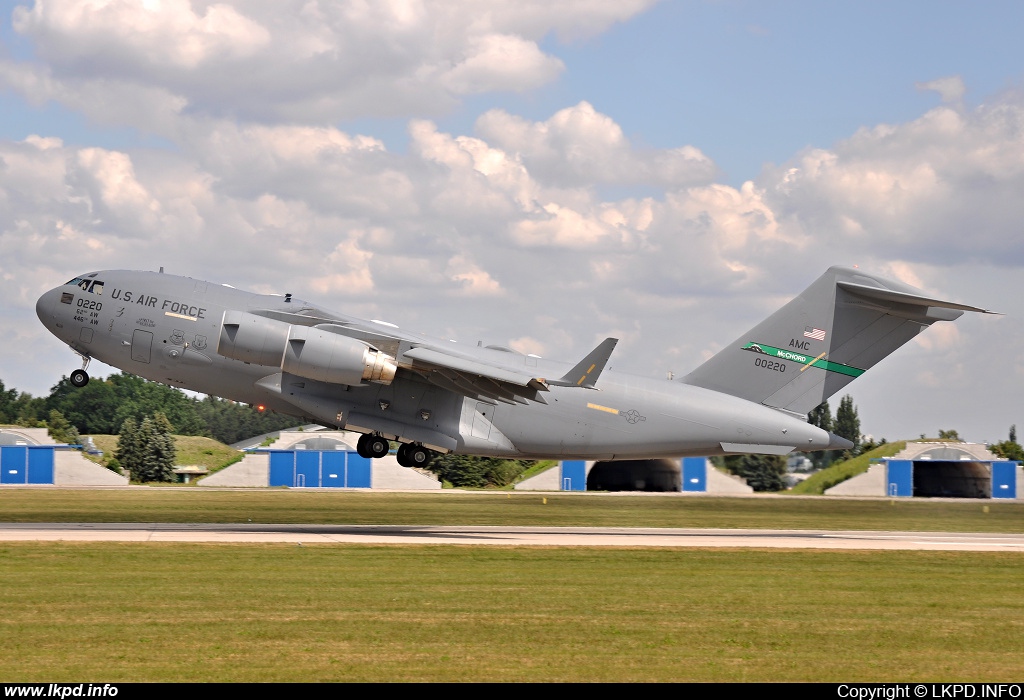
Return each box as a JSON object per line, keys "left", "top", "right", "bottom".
{"left": 514, "top": 457, "right": 753, "bottom": 493}
{"left": 826, "top": 442, "right": 1022, "bottom": 499}
{"left": 199, "top": 429, "right": 440, "bottom": 490}
{"left": 0, "top": 427, "right": 128, "bottom": 486}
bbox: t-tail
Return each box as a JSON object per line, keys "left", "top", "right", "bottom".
{"left": 682, "top": 266, "right": 995, "bottom": 416}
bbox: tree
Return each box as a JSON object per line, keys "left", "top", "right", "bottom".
{"left": 114, "top": 414, "right": 177, "bottom": 483}
{"left": 138, "top": 413, "right": 176, "bottom": 483}
{"left": 834, "top": 395, "right": 861, "bottom": 451}
{"left": 806, "top": 401, "right": 834, "bottom": 469}
{"left": 0, "top": 379, "right": 19, "bottom": 424}
{"left": 46, "top": 409, "right": 80, "bottom": 446}
{"left": 723, "top": 453, "right": 788, "bottom": 492}
{"left": 938, "top": 429, "right": 961, "bottom": 441}
{"left": 114, "top": 417, "right": 144, "bottom": 480}
{"left": 426, "top": 454, "right": 532, "bottom": 488}
{"left": 990, "top": 425, "right": 1024, "bottom": 462}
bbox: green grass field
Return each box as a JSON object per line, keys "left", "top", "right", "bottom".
{"left": 2, "top": 489, "right": 1023, "bottom": 682}
{"left": 2, "top": 488, "right": 1022, "bottom": 532}
{"left": 1, "top": 543, "right": 1021, "bottom": 682}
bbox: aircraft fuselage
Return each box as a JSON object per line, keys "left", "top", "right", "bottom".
{"left": 36, "top": 270, "right": 837, "bottom": 459}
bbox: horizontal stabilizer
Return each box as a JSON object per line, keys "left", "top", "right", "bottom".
{"left": 550, "top": 338, "right": 618, "bottom": 388}
{"left": 836, "top": 281, "right": 997, "bottom": 315}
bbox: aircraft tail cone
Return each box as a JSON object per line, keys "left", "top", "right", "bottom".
{"left": 826, "top": 432, "right": 854, "bottom": 451}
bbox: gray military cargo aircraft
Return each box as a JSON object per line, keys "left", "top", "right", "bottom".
{"left": 36, "top": 267, "right": 992, "bottom": 467}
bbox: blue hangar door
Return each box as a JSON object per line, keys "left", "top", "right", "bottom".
{"left": 560, "top": 460, "right": 586, "bottom": 491}
{"left": 887, "top": 460, "right": 913, "bottom": 497}
{"left": 991, "top": 461, "right": 1018, "bottom": 499}
{"left": 0, "top": 446, "right": 55, "bottom": 484}
{"left": 268, "top": 450, "right": 372, "bottom": 488}
{"left": 682, "top": 457, "right": 707, "bottom": 492}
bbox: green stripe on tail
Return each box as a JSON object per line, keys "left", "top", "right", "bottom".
{"left": 742, "top": 343, "right": 865, "bottom": 378}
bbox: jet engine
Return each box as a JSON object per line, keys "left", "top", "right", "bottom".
{"left": 217, "top": 310, "right": 397, "bottom": 385}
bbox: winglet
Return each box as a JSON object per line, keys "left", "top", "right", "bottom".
{"left": 551, "top": 338, "right": 618, "bottom": 389}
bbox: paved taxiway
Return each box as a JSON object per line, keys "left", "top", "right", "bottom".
{"left": 1, "top": 523, "right": 1023, "bottom": 551}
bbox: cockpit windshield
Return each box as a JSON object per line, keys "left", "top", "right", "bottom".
{"left": 65, "top": 277, "right": 104, "bottom": 295}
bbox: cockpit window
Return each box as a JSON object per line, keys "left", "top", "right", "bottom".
{"left": 65, "top": 277, "right": 104, "bottom": 295}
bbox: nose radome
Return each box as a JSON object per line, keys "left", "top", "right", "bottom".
{"left": 36, "top": 288, "right": 56, "bottom": 325}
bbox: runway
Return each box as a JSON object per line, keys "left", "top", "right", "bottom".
{"left": 2, "top": 523, "right": 1023, "bottom": 551}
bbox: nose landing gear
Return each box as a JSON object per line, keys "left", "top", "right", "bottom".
{"left": 69, "top": 354, "right": 91, "bottom": 388}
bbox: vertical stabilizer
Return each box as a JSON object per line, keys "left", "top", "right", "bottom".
{"left": 681, "top": 266, "right": 993, "bottom": 415}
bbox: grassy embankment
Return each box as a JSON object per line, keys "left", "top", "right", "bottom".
{"left": 0, "top": 543, "right": 1021, "bottom": 682}
{"left": 85, "top": 434, "right": 243, "bottom": 474}
{"left": 789, "top": 441, "right": 908, "bottom": 495}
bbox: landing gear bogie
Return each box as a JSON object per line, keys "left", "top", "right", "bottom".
{"left": 396, "top": 442, "right": 433, "bottom": 468}
{"left": 356, "top": 433, "right": 390, "bottom": 459}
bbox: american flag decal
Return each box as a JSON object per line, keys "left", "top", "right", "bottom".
{"left": 804, "top": 327, "right": 826, "bottom": 341}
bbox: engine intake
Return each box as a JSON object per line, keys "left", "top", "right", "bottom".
{"left": 217, "top": 311, "right": 396, "bottom": 385}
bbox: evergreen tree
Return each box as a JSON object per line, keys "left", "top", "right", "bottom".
{"left": 46, "top": 409, "right": 80, "bottom": 446}
{"left": 806, "top": 401, "right": 833, "bottom": 468}
{"left": 114, "top": 417, "right": 144, "bottom": 480}
{"left": 723, "top": 453, "right": 788, "bottom": 492}
{"left": 139, "top": 413, "right": 176, "bottom": 482}
{"left": 426, "top": 454, "right": 532, "bottom": 488}
{"left": 834, "top": 395, "right": 861, "bottom": 451}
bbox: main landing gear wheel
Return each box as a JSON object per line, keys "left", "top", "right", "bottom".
{"left": 356, "top": 434, "right": 390, "bottom": 459}
{"left": 70, "top": 369, "right": 89, "bottom": 388}
{"left": 396, "top": 443, "right": 433, "bottom": 468}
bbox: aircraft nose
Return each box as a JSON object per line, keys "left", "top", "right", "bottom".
{"left": 36, "top": 288, "right": 58, "bottom": 326}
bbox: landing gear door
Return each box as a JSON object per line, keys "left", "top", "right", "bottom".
{"left": 471, "top": 402, "right": 492, "bottom": 439}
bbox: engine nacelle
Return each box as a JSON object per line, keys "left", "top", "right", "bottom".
{"left": 217, "top": 310, "right": 396, "bottom": 385}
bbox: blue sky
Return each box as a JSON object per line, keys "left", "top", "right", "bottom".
{"left": 2, "top": 1, "right": 1024, "bottom": 443}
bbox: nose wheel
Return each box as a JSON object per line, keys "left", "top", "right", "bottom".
{"left": 69, "top": 355, "right": 91, "bottom": 387}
